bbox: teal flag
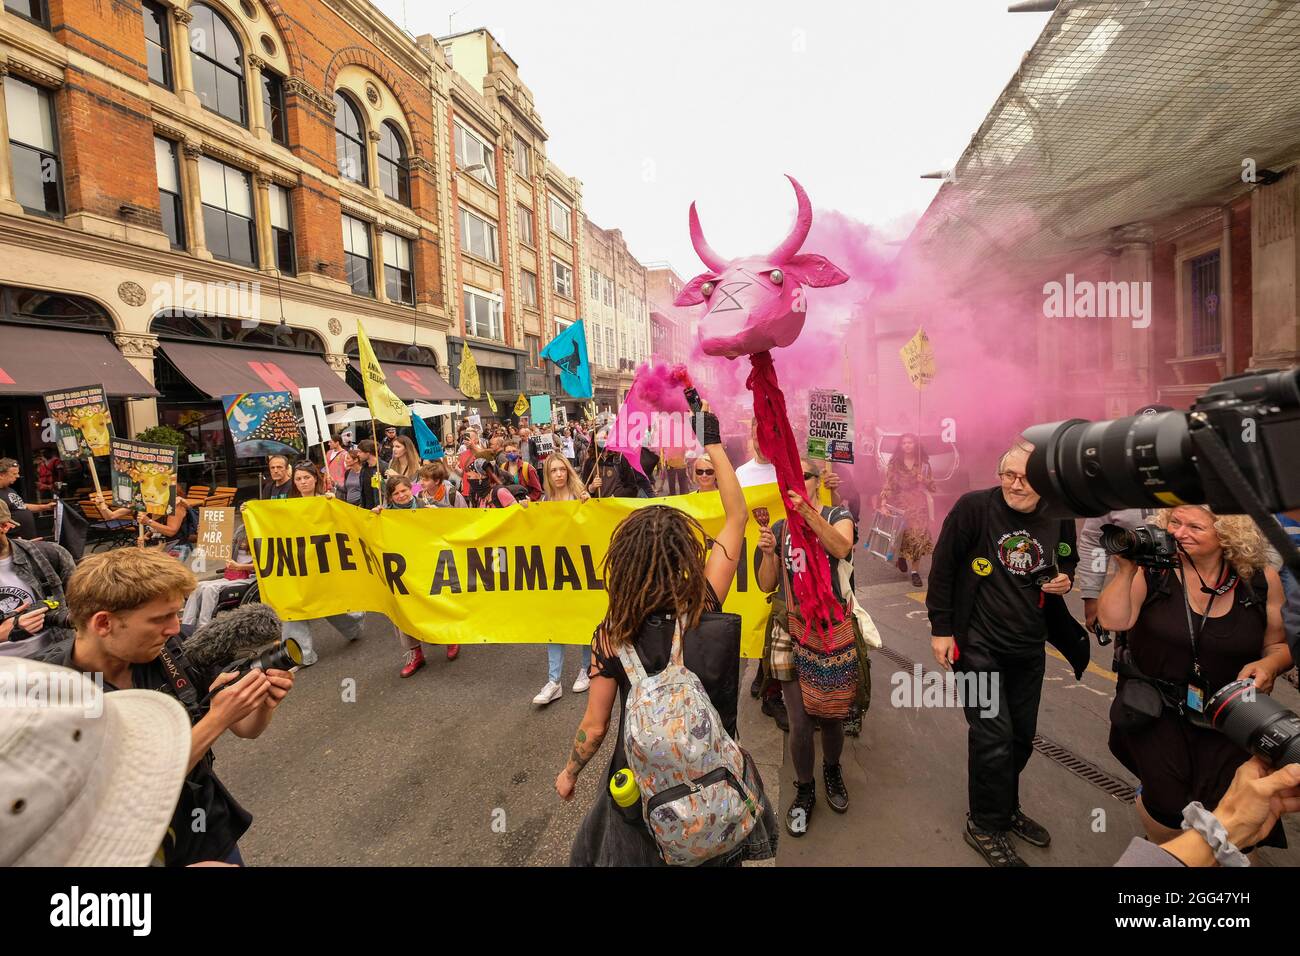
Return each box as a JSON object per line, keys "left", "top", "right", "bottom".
{"left": 540, "top": 320, "right": 593, "bottom": 399}
{"left": 411, "top": 412, "right": 445, "bottom": 461}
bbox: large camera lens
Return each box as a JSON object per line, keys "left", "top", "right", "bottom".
{"left": 254, "top": 637, "right": 302, "bottom": 671}
{"left": 1208, "top": 679, "right": 1300, "bottom": 767}
{"left": 1023, "top": 412, "right": 1200, "bottom": 517}
{"left": 1099, "top": 524, "right": 1138, "bottom": 558}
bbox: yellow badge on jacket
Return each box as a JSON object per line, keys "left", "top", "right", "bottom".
{"left": 971, "top": 557, "right": 993, "bottom": 577}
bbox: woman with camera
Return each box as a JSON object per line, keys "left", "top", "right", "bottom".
{"left": 1098, "top": 505, "right": 1292, "bottom": 848}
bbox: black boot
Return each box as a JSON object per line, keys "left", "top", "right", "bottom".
{"left": 823, "top": 763, "right": 849, "bottom": 813}
{"left": 785, "top": 781, "right": 816, "bottom": 837}
{"left": 749, "top": 669, "right": 764, "bottom": 699}
{"left": 761, "top": 693, "right": 789, "bottom": 732}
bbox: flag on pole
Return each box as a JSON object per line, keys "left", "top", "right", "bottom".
{"left": 458, "top": 345, "right": 481, "bottom": 399}
{"left": 514, "top": 393, "right": 529, "bottom": 417}
{"left": 540, "top": 320, "right": 593, "bottom": 399}
{"left": 410, "top": 412, "right": 445, "bottom": 460}
{"left": 900, "top": 327, "right": 937, "bottom": 390}
{"left": 356, "top": 323, "right": 411, "bottom": 425}
{"left": 486, "top": 391, "right": 498, "bottom": 413}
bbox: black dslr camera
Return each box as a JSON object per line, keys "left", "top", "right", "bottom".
{"left": 1099, "top": 523, "right": 1178, "bottom": 569}
{"left": 1023, "top": 368, "right": 1300, "bottom": 518}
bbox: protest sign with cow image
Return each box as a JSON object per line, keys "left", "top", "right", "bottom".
{"left": 110, "top": 439, "right": 178, "bottom": 517}
{"left": 43, "top": 384, "right": 114, "bottom": 460}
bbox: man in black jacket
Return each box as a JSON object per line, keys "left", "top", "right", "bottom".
{"left": 355, "top": 440, "right": 389, "bottom": 510}
{"left": 926, "top": 438, "right": 1080, "bottom": 866}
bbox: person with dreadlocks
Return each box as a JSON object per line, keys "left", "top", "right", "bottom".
{"left": 555, "top": 403, "right": 778, "bottom": 866}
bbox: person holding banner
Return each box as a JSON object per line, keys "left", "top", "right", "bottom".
{"left": 691, "top": 453, "right": 718, "bottom": 493}
{"left": 533, "top": 454, "right": 592, "bottom": 705}
{"left": 556, "top": 402, "right": 778, "bottom": 866}
{"left": 417, "top": 461, "right": 467, "bottom": 508}
{"left": 279, "top": 463, "right": 365, "bottom": 665}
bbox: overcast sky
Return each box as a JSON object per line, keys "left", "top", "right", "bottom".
{"left": 373, "top": 0, "right": 1050, "bottom": 279}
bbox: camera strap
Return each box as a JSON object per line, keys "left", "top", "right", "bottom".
{"left": 157, "top": 637, "right": 204, "bottom": 725}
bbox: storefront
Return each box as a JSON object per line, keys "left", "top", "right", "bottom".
{"left": 448, "top": 337, "right": 525, "bottom": 426}
{"left": 0, "top": 287, "right": 156, "bottom": 506}
{"left": 150, "top": 312, "right": 361, "bottom": 495}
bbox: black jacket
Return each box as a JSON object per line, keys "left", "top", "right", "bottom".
{"left": 358, "top": 458, "right": 389, "bottom": 510}
{"left": 926, "top": 487, "right": 1090, "bottom": 679}
{"left": 6, "top": 537, "right": 75, "bottom": 645}
{"left": 582, "top": 448, "right": 659, "bottom": 498}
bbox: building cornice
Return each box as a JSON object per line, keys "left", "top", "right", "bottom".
{"left": 0, "top": 211, "right": 449, "bottom": 329}
{"left": 319, "top": 0, "right": 435, "bottom": 88}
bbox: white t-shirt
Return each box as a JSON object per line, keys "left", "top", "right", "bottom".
{"left": 734, "top": 459, "right": 778, "bottom": 488}
{"left": 0, "top": 554, "right": 41, "bottom": 646}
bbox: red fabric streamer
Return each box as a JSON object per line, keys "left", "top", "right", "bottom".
{"left": 746, "top": 351, "right": 844, "bottom": 647}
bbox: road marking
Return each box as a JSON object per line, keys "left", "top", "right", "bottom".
{"left": 1046, "top": 646, "right": 1117, "bottom": 683}
{"left": 906, "top": 609, "right": 928, "bottom": 621}
{"left": 905, "top": 591, "right": 926, "bottom": 604}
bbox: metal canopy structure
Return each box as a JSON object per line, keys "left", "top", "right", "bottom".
{"left": 908, "top": 0, "right": 1300, "bottom": 280}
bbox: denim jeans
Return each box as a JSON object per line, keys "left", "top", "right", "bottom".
{"left": 547, "top": 643, "right": 592, "bottom": 683}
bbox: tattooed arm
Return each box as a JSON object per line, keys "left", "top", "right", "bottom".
{"left": 555, "top": 673, "right": 618, "bottom": 801}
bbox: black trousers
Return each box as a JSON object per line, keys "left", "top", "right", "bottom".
{"left": 955, "top": 633, "right": 1046, "bottom": 831}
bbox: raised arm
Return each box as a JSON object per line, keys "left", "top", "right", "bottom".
{"left": 700, "top": 409, "right": 747, "bottom": 603}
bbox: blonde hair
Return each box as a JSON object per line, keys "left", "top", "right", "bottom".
{"left": 542, "top": 452, "right": 583, "bottom": 500}
{"left": 68, "top": 548, "right": 196, "bottom": 630}
{"left": 387, "top": 435, "right": 421, "bottom": 479}
{"left": 1153, "top": 506, "right": 1269, "bottom": 579}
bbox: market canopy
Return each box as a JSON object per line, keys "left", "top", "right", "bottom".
{"left": 0, "top": 328, "right": 158, "bottom": 397}
{"left": 161, "top": 342, "right": 360, "bottom": 404}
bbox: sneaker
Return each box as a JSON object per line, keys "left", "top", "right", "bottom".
{"left": 1010, "top": 808, "right": 1051, "bottom": 847}
{"left": 446, "top": 644, "right": 460, "bottom": 661}
{"left": 400, "top": 647, "right": 425, "bottom": 678}
{"left": 910, "top": 572, "right": 924, "bottom": 589}
{"left": 761, "top": 694, "right": 790, "bottom": 732}
{"left": 823, "top": 763, "right": 849, "bottom": 813}
{"left": 572, "top": 669, "right": 590, "bottom": 693}
{"left": 532, "top": 680, "right": 562, "bottom": 705}
{"left": 785, "top": 781, "right": 816, "bottom": 837}
{"left": 964, "top": 819, "right": 1028, "bottom": 867}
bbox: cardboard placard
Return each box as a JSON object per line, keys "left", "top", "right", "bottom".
{"left": 43, "top": 385, "right": 114, "bottom": 460}
{"left": 299, "top": 386, "right": 328, "bottom": 450}
{"left": 534, "top": 433, "right": 555, "bottom": 457}
{"left": 197, "top": 507, "right": 237, "bottom": 563}
{"left": 110, "top": 439, "right": 178, "bottom": 517}
{"left": 807, "top": 389, "right": 855, "bottom": 464}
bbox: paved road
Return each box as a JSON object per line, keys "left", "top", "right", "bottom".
{"left": 218, "top": 544, "right": 1300, "bottom": 866}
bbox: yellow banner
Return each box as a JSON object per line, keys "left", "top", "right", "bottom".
{"left": 356, "top": 324, "right": 411, "bottom": 426}
{"left": 242, "top": 485, "right": 788, "bottom": 658}
{"left": 900, "top": 326, "right": 936, "bottom": 390}
{"left": 514, "top": 393, "right": 529, "bottom": 417}
{"left": 486, "top": 391, "right": 498, "bottom": 414}
{"left": 459, "top": 345, "right": 481, "bottom": 400}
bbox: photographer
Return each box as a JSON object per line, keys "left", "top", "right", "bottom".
{"left": 1098, "top": 505, "right": 1291, "bottom": 849}
{"left": 37, "top": 548, "right": 294, "bottom": 865}
{"left": 926, "top": 438, "right": 1085, "bottom": 867}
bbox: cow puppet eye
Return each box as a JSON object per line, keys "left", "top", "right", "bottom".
{"left": 769, "top": 269, "right": 784, "bottom": 285}
{"left": 701, "top": 281, "right": 715, "bottom": 296}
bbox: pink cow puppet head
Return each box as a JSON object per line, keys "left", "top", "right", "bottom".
{"left": 673, "top": 175, "right": 849, "bottom": 359}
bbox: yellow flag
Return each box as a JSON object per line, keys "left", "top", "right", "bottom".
{"left": 486, "top": 391, "right": 498, "bottom": 413}
{"left": 514, "top": 394, "right": 529, "bottom": 417}
{"left": 900, "top": 326, "right": 937, "bottom": 390}
{"left": 355, "top": 323, "right": 411, "bottom": 425}
{"left": 459, "top": 345, "right": 481, "bottom": 399}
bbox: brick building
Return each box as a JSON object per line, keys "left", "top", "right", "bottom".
{"left": 0, "top": 0, "right": 584, "bottom": 496}
{"left": 582, "top": 217, "right": 648, "bottom": 411}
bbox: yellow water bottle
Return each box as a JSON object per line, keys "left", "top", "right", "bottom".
{"left": 610, "top": 768, "right": 641, "bottom": 822}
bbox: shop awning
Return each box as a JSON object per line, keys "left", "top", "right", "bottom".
{"left": 349, "top": 360, "right": 460, "bottom": 402}
{"left": 160, "top": 342, "right": 360, "bottom": 404}
{"left": 0, "top": 327, "right": 158, "bottom": 397}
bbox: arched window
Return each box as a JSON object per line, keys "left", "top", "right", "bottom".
{"left": 377, "top": 121, "right": 410, "bottom": 206}
{"left": 190, "top": 3, "right": 246, "bottom": 126}
{"left": 334, "top": 91, "right": 368, "bottom": 186}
